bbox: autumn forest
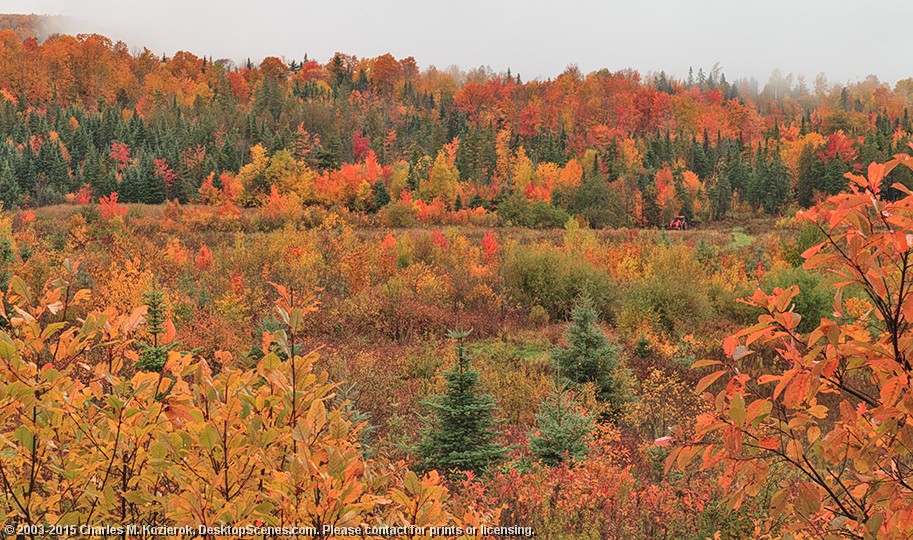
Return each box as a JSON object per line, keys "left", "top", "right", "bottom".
{"left": 2, "top": 11, "right": 913, "bottom": 539}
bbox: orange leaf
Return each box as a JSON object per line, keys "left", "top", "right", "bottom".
{"left": 902, "top": 297, "right": 913, "bottom": 324}
{"left": 692, "top": 359, "right": 724, "bottom": 369}
{"left": 800, "top": 241, "right": 825, "bottom": 261}
{"left": 895, "top": 231, "right": 909, "bottom": 253}
{"left": 696, "top": 370, "right": 728, "bottom": 395}
{"left": 161, "top": 319, "right": 176, "bottom": 345}
{"left": 758, "top": 436, "right": 779, "bottom": 450}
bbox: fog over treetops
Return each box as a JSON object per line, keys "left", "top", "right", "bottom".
{"left": 2, "top": 0, "right": 913, "bottom": 84}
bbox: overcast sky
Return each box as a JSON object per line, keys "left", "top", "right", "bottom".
{"left": 2, "top": 0, "right": 911, "bottom": 85}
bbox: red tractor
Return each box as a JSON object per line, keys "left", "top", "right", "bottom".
{"left": 668, "top": 215, "right": 689, "bottom": 230}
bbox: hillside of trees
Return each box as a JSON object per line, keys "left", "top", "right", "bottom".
{"left": 1, "top": 25, "right": 913, "bottom": 227}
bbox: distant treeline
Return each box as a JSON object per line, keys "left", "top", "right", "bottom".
{"left": 1, "top": 25, "right": 912, "bottom": 225}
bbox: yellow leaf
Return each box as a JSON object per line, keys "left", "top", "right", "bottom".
{"left": 0, "top": 336, "right": 16, "bottom": 361}
{"left": 730, "top": 393, "right": 746, "bottom": 426}
{"left": 807, "top": 426, "right": 821, "bottom": 444}
{"left": 849, "top": 483, "right": 869, "bottom": 499}
{"left": 199, "top": 424, "right": 220, "bottom": 450}
{"left": 808, "top": 404, "right": 828, "bottom": 419}
{"left": 786, "top": 439, "right": 803, "bottom": 461}
{"left": 402, "top": 471, "right": 421, "bottom": 496}
{"left": 691, "top": 359, "right": 723, "bottom": 369}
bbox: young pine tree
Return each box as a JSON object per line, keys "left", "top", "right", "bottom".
{"left": 552, "top": 298, "right": 625, "bottom": 414}
{"left": 418, "top": 330, "right": 504, "bottom": 477}
{"left": 136, "top": 288, "right": 176, "bottom": 372}
{"left": 529, "top": 387, "right": 594, "bottom": 466}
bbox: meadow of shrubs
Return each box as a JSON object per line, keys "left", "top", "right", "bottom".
{"left": 0, "top": 193, "right": 843, "bottom": 538}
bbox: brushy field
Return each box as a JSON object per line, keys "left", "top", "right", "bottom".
{"left": 0, "top": 201, "right": 833, "bottom": 538}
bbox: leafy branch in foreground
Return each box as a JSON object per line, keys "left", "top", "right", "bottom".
{"left": 669, "top": 154, "right": 913, "bottom": 539}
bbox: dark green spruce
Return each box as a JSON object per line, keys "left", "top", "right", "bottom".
{"left": 418, "top": 330, "right": 505, "bottom": 477}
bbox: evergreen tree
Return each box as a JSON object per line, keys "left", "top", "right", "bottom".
{"left": 673, "top": 167, "right": 694, "bottom": 221}
{"left": 81, "top": 147, "right": 114, "bottom": 197}
{"left": 637, "top": 173, "right": 662, "bottom": 227}
{"left": 0, "top": 238, "right": 13, "bottom": 294}
{"left": 820, "top": 156, "right": 850, "bottom": 196}
{"left": 690, "top": 137, "right": 712, "bottom": 180}
{"left": 119, "top": 158, "right": 144, "bottom": 203}
{"left": 0, "top": 161, "right": 22, "bottom": 209}
{"left": 69, "top": 126, "right": 91, "bottom": 165}
{"left": 418, "top": 330, "right": 504, "bottom": 477}
{"left": 762, "top": 148, "right": 791, "bottom": 214}
{"left": 254, "top": 76, "right": 285, "bottom": 124}
{"left": 723, "top": 147, "right": 750, "bottom": 199}
{"left": 316, "top": 131, "right": 344, "bottom": 171}
{"left": 371, "top": 180, "right": 390, "bottom": 210}
{"left": 747, "top": 144, "right": 768, "bottom": 211}
{"left": 840, "top": 87, "right": 850, "bottom": 111}
{"left": 14, "top": 143, "right": 36, "bottom": 197}
{"left": 654, "top": 71, "right": 674, "bottom": 94}
{"left": 136, "top": 289, "right": 177, "bottom": 372}
{"left": 552, "top": 298, "right": 624, "bottom": 414}
{"left": 455, "top": 127, "right": 497, "bottom": 184}
{"left": 529, "top": 387, "right": 594, "bottom": 466}
{"left": 141, "top": 154, "right": 166, "bottom": 204}
{"left": 355, "top": 68, "right": 369, "bottom": 91}
{"left": 708, "top": 172, "right": 732, "bottom": 220}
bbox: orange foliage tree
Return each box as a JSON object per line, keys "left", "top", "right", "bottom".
{"left": 0, "top": 262, "right": 481, "bottom": 535}
{"left": 669, "top": 154, "right": 913, "bottom": 538}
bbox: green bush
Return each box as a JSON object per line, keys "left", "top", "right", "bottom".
{"left": 707, "top": 282, "right": 757, "bottom": 327}
{"left": 552, "top": 174, "right": 626, "bottom": 229}
{"left": 497, "top": 192, "right": 570, "bottom": 229}
{"left": 378, "top": 200, "right": 417, "bottom": 227}
{"left": 528, "top": 305, "right": 549, "bottom": 327}
{"left": 760, "top": 267, "right": 831, "bottom": 333}
{"left": 781, "top": 222, "right": 826, "bottom": 267}
{"left": 502, "top": 243, "right": 618, "bottom": 321}
{"left": 622, "top": 246, "right": 710, "bottom": 335}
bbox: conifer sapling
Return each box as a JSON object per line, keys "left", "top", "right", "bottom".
{"left": 418, "top": 329, "right": 505, "bottom": 477}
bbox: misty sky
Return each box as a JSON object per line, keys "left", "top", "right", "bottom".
{"left": 3, "top": 0, "right": 912, "bottom": 85}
